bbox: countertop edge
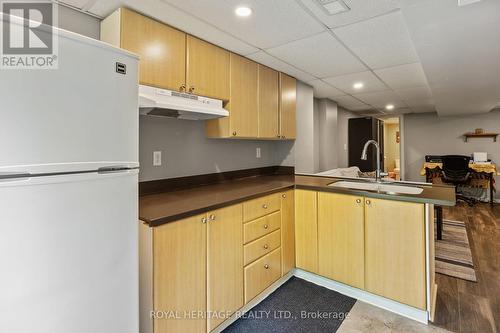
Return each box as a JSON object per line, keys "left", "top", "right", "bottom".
{"left": 142, "top": 184, "right": 294, "bottom": 227}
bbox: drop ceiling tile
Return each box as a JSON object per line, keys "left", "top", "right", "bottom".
{"left": 374, "top": 63, "right": 429, "bottom": 89}
{"left": 158, "top": 0, "right": 325, "bottom": 49}
{"left": 307, "top": 79, "right": 345, "bottom": 98}
{"left": 323, "top": 70, "right": 388, "bottom": 94}
{"left": 333, "top": 11, "right": 419, "bottom": 69}
{"left": 404, "top": 98, "right": 435, "bottom": 108}
{"left": 299, "top": 0, "right": 400, "bottom": 29}
{"left": 247, "top": 51, "right": 316, "bottom": 82}
{"left": 58, "top": 0, "right": 92, "bottom": 9}
{"left": 352, "top": 90, "right": 405, "bottom": 108}
{"left": 332, "top": 95, "right": 371, "bottom": 111}
{"left": 267, "top": 32, "right": 366, "bottom": 78}
{"left": 384, "top": 107, "right": 413, "bottom": 115}
{"left": 394, "top": 86, "right": 433, "bottom": 102}
{"left": 410, "top": 105, "right": 436, "bottom": 113}
{"left": 88, "top": 0, "right": 259, "bottom": 55}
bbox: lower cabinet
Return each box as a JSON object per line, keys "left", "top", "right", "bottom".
{"left": 153, "top": 214, "right": 207, "bottom": 333}
{"left": 144, "top": 190, "right": 295, "bottom": 333}
{"left": 364, "top": 197, "right": 426, "bottom": 310}
{"left": 294, "top": 189, "right": 318, "bottom": 273}
{"left": 295, "top": 191, "right": 427, "bottom": 310}
{"left": 152, "top": 205, "right": 243, "bottom": 333}
{"left": 318, "top": 192, "right": 365, "bottom": 289}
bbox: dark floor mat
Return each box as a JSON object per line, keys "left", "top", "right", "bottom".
{"left": 223, "top": 277, "right": 356, "bottom": 333}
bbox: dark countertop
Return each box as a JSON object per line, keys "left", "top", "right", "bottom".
{"left": 140, "top": 174, "right": 456, "bottom": 227}
{"left": 139, "top": 174, "right": 295, "bottom": 226}
{"left": 295, "top": 175, "right": 456, "bottom": 207}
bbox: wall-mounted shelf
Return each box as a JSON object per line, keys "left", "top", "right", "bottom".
{"left": 463, "top": 132, "right": 498, "bottom": 142}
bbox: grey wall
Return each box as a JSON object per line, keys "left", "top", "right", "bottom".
{"left": 317, "top": 99, "right": 339, "bottom": 171}
{"left": 294, "top": 82, "right": 316, "bottom": 173}
{"left": 139, "top": 117, "right": 294, "bottom": 181}
{"left": 58, "top": 5, "right": 100, "bottom": 39}
{"left": 403, "top": 110, "right": 500, "bottom": 198}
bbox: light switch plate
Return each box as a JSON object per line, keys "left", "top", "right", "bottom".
{"left": 153, "top": 151, "right": 162, "bottom": 166}
{"left": 256, "top": 147, "right": 261, "bottom": 159}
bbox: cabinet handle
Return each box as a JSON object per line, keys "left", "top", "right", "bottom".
{"left": 365, "top": 200, "right": 371, "bottom": 205}
{"left": 189, "top": 86, "right": 195, "bottom": 93}
{"left": 263, "top": 224, "right": 269, "bottom": 229}
{"left": 264, "top": 264, "right": 269, "bottom": 269}
{"left": 209, "top": 214, "right": 216, "bottom": 221}
{"left": 180, "top": 84, "right": 186, "bottom": 92}
{"left": 262, "top": 204, "right": 268, "bottom": 209}
{"left": 263, "top": 244, "right": 269, "bottom": 249}
{"left": 282, "top": 194, "right": 286, "bottom": 198}
{"left": 232, "top": 131, "right": 237, "bottom": 136}
{"left": 201, "top": 217, "right": 207, "bottom": 224}
{"left": 276, "top": 134, "right": 281, "bottom": 138}
{"left": 356, "top": 199, "right": 361, "bottom": 203}
{"left": 282, "top": 136, "right": 286, "bottom": 139}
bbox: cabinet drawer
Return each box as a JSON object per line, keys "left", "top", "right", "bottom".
{"left": 244, "top": 230, "right": 281, "bottom": 266}
{"left": 243, "top": 193, "right": 281, "bottom": 222}
{"left": 244, "top": 212, "right": 281, "bottom": 244}
{"left": 244, "top": 248, "right": 281, "bottom": 303}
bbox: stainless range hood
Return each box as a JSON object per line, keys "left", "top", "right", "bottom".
{"left": 139, "top": 85, "right": 229, "bottom": 120}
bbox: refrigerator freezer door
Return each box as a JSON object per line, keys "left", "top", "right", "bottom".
{"left": 0, "top": 170, "right": 139, "bottom": 333}
{"left": 0, "top": 29, "right": 138, "bottom": 172}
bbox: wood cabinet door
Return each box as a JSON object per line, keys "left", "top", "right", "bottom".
{"left": 258, "top": 65, "right": 279, "bottom": 138}
{"left": 207, "top": 204, "right": 243, "bottom": 331}
{"left": 294, "top": 190, "right": 318, "bottom": 273}
{"left": 364, "top": 198, "right": 426, "bottom": 309}
{"left": 318, "top": 192, "right": 365, "bottom": 289}
{"left": 281, "top": 190, "right": 295, "bottom": 275}
{"left": 228, "top": 53, "right": 258, "bottom": 138}
{"left": 186, "top": 36, "right": 230, "bottom": 100}
{"left": 121, "top": 8, "right": 186, "bottom": 91}
{"left": 279, "top": 73, "right": 297, "bottom": 139}
{"left": 153, "top": 214, "right": 207, "bottom": 333}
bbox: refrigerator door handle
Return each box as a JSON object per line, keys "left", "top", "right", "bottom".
{"left": 97, "top": 166, "right": 138, "bottom": 174}
{"left": 0, "top": 172, "right": 32, "bottom": 180}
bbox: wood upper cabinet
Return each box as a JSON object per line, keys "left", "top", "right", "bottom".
{"left": 294, "top": 190, "right": 318, "bottom": 274}
{"left": 102, "top": 8, "right": 187, "bottom": 91}
{"left": 281, "top": 190, "right": 295, "bottom": 275}
{"left": 258, "top": 65, "right": 279, "bottom": 138}
{"left": 186, "top": 36, "right": 230, "bottom": 100}
{"left": 318, "top": 192, "right": 365, "bottom": 289}
{"left": 153, "top": 214, "right": 207, "bottom": 333}
{"left": 279, "top": 73, "right": 297, "bottom": 139}
{"left": 207, "top": 204, "right": 243, "bottom": 331}
{"left": 364, "top": 198, "right": 426, "bottom": 309}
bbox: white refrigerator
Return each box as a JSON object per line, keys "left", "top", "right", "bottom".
{"left": 0, "top": 20, "right": 140, "bottom": 333}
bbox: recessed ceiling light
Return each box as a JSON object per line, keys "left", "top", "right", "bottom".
{"left": 353, "top": 82, "right": 364, "bottom": 90}
{"left": 316, "top": 0, "right": 350, "bottom": 15}
{"left": 385, "top": 104, "right": 395, "bottom": 111}
{"left": 235, "top": 6, "right": 252, "bottom": 17}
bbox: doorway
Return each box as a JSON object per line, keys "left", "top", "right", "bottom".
{"left": 382, "top": 118, "right": 401, "bottom": 180}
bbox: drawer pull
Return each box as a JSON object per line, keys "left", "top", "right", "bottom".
{"left": 263, "top": 244, "right": 269, "bottom": 249}
{"left": 209, "top": 214, "right": 216, "bottom": 221}
{"left": 264, "top": 264, "right": 269, "bottom": 269}
{"left": 366, "top": 200, "right": 371, "bottom": 205}
{"left": 262, "top": 204, "right": 268, "bottom": 209}
{"left": 282, "top": 194, "right": 286, "bottom": 198}
{"left": 356, "top": 199, "right": 361, "bottom": 203}
{"left": 263, "top": 224, "right": 268, "bottom": 229}
{"left": 201, "top": 217, "right": 207, "bottom": 224}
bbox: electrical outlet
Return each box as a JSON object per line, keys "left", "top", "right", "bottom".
{"left": 344, "top": 144, "right": 347, "bottom": 151}
{"left": 153, "top": 151, "right": 162, "bottom": 166}
{"left": 256, "top": 147, "right": 261, "bottom": 159}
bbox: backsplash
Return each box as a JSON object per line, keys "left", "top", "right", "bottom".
{"left": 139, "top": 116, "right": 294, "bottom": 182}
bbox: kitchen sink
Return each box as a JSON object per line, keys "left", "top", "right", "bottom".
{"left": 328, "top": 180, "right": 424, "bottom": 195}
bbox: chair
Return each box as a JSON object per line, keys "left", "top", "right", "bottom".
{"left": 441, "top": 155, "right": 476, "bottom": 206}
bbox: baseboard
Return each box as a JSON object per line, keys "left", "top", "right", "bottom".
{"left": 293, "top": 269, "right": 429, "bottom": 325}
{"left": 212, "top": 271, "right": 295, "bottom": 333}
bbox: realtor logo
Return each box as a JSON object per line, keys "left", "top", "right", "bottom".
{"left": 1, "top": 0, "right": 58, "bottom": 69}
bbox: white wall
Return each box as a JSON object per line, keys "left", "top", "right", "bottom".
{"left": 58, "top": 5, "right": 100, "bottom": 39}
{"left": 317, "top": 99, "right": 339, "bottom": 171}
{"left": 403, "top": 110, "right": 500, "bottom": 198}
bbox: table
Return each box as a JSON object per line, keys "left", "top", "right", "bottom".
{"left": 421, "top": 162, "right": 498, "bottom": 205}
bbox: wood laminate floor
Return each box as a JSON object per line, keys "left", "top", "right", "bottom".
{"left": 433, "top": 203, "right": 500, "bottom": 333}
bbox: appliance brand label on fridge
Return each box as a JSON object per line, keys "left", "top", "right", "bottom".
{"left": 1, "top": 0, "right": 58, "bottom": 69}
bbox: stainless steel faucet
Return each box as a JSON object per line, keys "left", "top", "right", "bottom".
{"left": 361, "top": 140, "right": 387, "bottom": 182}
